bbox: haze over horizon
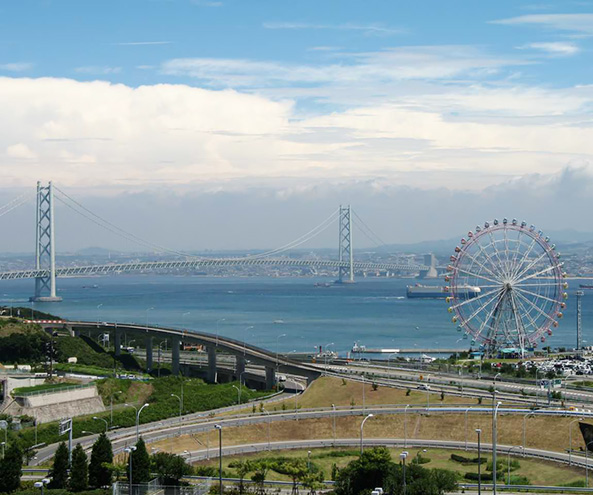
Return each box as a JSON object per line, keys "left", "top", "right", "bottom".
{"left": 1, "top": 1, "right": 593, "bottom": 252}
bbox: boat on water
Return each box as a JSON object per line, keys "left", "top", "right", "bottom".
{"left": 580, "top": 284, "right": 593, "bottom": 289}
{"left": 406, "top": 284, "right": 481, "bottom": 299}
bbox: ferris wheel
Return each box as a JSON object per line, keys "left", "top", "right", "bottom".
{"left": 446, "top": 219, "right": 567, "bottom": 356}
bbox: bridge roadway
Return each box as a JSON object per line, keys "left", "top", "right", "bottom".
{"left": 0, "top": 258, "right": 428, "bottom": 280}
{"left": 48, "top": 321, "right": 322, "bottom": 387}
{"left": 32, "top": 405, "right": 593, "bottom": 468}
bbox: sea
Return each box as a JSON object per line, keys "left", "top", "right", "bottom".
{"left": 0, "top": 275, "right": 591, "bottom": 357}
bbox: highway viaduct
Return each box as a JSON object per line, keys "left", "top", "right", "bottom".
{"left": 38, "top": 321, "right": 321, "bottom": 389}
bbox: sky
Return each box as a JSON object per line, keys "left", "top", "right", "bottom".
{"left": 1, "top": 0, "right": 593, "bottom": 252}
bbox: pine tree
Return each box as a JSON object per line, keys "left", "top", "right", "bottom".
{"left": 129, "top": 438, "right": 151, "bottom": 484}
{"left": 89, "top": 433, "right": 113, "bottom": 488}
{"left": 49, "top": 442, "right": 69, "bottom": 489}
{"left": 0, "top": 442, "right": 23, "bottom": 493}
{"left": 69, "top": 444, "right": 89, "bottom": 492}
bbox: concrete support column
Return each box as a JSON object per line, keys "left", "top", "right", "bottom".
{"left": 145, "top": 336, "right": 153, "bottom": 372}
{"left": 207, "top": 346, "right": 217, "bottom": 383}
{"left": 114, "top": 328, "right": 122, "bottom": 356}
{"left": 235, "top": 355, "right": 246, "bottom": 379}
{"left": 171, "top": 336, "right": 180, "bottom": 375}
{"left": 265, "top": 366, "right": 276, "bottom": 390}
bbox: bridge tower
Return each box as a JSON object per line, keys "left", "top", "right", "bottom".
{"left": 338, "top": 205, "right": 354, "bottom": 283}
{"left": 31, "top": 181, "right": 62, "bottom": 302}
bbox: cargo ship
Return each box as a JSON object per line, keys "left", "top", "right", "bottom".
{"left": 406, "top": 284, "right": 481, "bottom": 299}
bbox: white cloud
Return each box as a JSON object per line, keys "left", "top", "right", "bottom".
{"left": 0, "top": 63, "right": 32, "bottom": 72}
{"left": 263, "top": 22, "right": 403, "bottom": 36}
{"left": 161, "top": 46, "right": 526, "bottom": 88}
{"left": 75, "top": 66, "right": 122, "bottom": 75}
{"left": 6, "top": 143, "right": 37, "bottom": 159}
{"left": 190, "top": 0, "right": 222, "bottom": 6}
{"left": 1, "top": 76, "right": 593, "bottom": 194}
{"left": 492, "top": 13, "right": 593, "bottom": 36}
{"left": 518, "top": 41, "right": 580, "bottom": 55}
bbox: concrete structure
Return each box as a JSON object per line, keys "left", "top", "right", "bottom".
{"left": 2, "top": 384, "right": 105, "bottom": 423}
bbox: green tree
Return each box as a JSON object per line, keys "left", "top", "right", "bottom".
{"left": 129, "top": 438, "right": 151, "bottom": 484}
{"left": 334, "top": 447, "right": 392, "bottom": 495}
{"left": 229, "top": 459, "right": 254, "bottom": 495}
{"left": 250, "top": 459, "right": 274, "bottom": 495}
{"left": 69, "top": 443, "right": 89, "bottom": 492}
{"left": 301, "top": 471, "right": 324, "bottom": 495}
{"left": 274, "top": 459, "right": 308, "bottom": 495}
{"left": 89, "top": 433, "right": 114, "bottom": 488}
{"left": 0, "top": 442, "right": 23, "bottom": 493}
{"left": 49, "top": 442, "right": 69, "bottom": 489}
{"left": 151, "top": 452, "right": 191, "bottom": 485}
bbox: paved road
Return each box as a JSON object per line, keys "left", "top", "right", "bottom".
{"left": 32, "top": 404, "right": 593, "bottom": 465}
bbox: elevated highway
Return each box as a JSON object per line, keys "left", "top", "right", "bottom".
{"left": 43, "top": 320, "right": 322, "bottom": 387}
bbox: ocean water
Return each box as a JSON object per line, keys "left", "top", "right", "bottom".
{"left": 0, "top": 275, "right": 590, "bottom": 356}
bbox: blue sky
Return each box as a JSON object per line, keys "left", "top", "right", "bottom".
{"left": 1, "top": 1, "right": 593, "bottom": 250}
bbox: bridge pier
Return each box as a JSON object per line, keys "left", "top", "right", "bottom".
{"left": 145, "top": 336, "right": 153, "bottom": 372}
{"left": 171, "top": 336, "right": 180, "bottom": 375}
{"left": 265, "top": 366, "right": 276, "bottom": 390}
{"left": 207, "top": 347, "right": 217, "bottom": 383}
{"left": 235, "top": 355, "right": 246, "bottom": 380}
{"left": 114, "top": 328, "right": 122, "bottom": 356}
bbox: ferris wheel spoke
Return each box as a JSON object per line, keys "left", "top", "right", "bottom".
{"left": 513, "top": 293, "right": 542, "bottom": 339}
{"left": 449, "top": 287, "right": 503, "bottom": 310}
{"left": 514, "top": 286, "right": 561, "bottom": 305}
{"left": 512, "top": 282, "right": 561, "bottom": 288}
{"left": 512, "top": 249, "right": 551, "bottom": 283}
{"left": 509, "top": 237, "right": 537, "bottom": 280}
{"left": 455, "top": 266, "right": 501, "bottom": 285}
{"left": 509, "top": 234, "right": 526, "bottom": 279}
{"left": 457, "top": 249, "right": 501, "bottom": 281}
{"left": 473, "top": 290, "right": 506, "bottom": 340}
{"left": 514, "top": 264, "right": 560, "bottom": 285}
{"left": 458, "top": 288, "right": 504, "bottom": 330}
{"left": 514, "top": 290, "right": 557, "bottom": 325}
{"left": 488, "top": 231, "right": 510, "bottom": 279}
{"left": 473, "top": 237, "right": 504, "bottom": 276}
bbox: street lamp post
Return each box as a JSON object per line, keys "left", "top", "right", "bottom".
{"left": 476, "top": 429, "right": 482, "bottom": 495}
{"left": 232, "top": 385, "right": 241, "bottom": 405}
{"left": 332, "top": 404, "right": 337, "bottom": 443}
{"left": 262, "top": 407, "right": 271, "bottom": 449}
{"left": 307, "top": 450, "right": 312, "bottom": 472}
{"left": 507, "top": 446, "right": 523, "bottom": 485}
{"left": 535, "top": 369, "right": 540, "bottom": 406}
{"left": 243, "top": 326, "right": 254, "bottom": 356}
{"left": 182, "top": 311, "right": 191, "bottom": 330}
{"left": 124, "top": 445, "right": 137, "bottom": 489}
{"left": 171, "top": 394, "right": 183, "bottom": 436}
{"left": 214, "top": 424, "right": 222, "bottom": 495}
{"left": 125, "top": 403, "right": 150, "bottom": 442}
{"left": 93, "top": 416, "right": 108, "bottom": 433}
{"left": 216, "top": 318, "right": 225, "bottom": 347}
{"left": 404, "top": 404, "right": 410, "bottom": 448}
{"left": 569, "top": 417, "right": 584, "bottom": 466}
{"left": 276, "top": 333, "right": 287, "bottom": 367}
{"left": 360, "top": 413, "right": 374, "bottom": 455}
{"left": 522, "top": 412, "right": 536, "bottom": 455}
{"left": 96, "top": 304, "right": 103, "bottom": 325}
{"left": 400, "top": 451, "right": 408, "bottom": 495}
{"left": 145, "top": 307, "right": 154, "bottom": 331}
{"left": 493, "top": 401, "right": 502, "bottom": 495}
{"left": 465, "top": 408, "right": 471, "bottom": 451}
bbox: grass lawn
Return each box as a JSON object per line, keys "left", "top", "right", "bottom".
{"left": 191, "top": 446, "right": 586, "bottom": 487}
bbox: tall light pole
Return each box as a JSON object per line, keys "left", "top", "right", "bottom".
{"left": 214, "top": 424, "right": 223, "bottom": 495}
{"left": 522, "top": 411, "right": 536, "bottom": 455}
{"left": 182, "top": 311, "right": 191, "bottom": 330}
{"left": 276, "top": 333, "right": 287, "bottom": 367}
{"left": 569, "top": 417, "right": 584, "bottom": 466}
{"left": 171, "top": 394, "right": 183, "bottom": 436}
{"left": 586, "top": 440, "right": 593, "bottom": 487}
{"left": 332, "top": 404, "right": 337, "bottom": 443}
{"left": 124, "top": 445, "right": 137, "bottom": 487}
{"left": 324, "top": 342, "right": 334, "bottom": 373}
{"left": 145, "top": 307, "right": 154, "bottom": 330}
{"left": 404, "top": 404, "right": 410, "bottom": 448}
{"left": 465, "top": 408, "right": 471, "bottom": 451}
{"left": 360, "top": 413, "right": 374, "bottom": 455}
{"left": 507, "top": 446, "right": 523, "bottom": 484}
{"left": 232, "top": 385, "right": 241, "bottom": 405}
{"left": 243, "top": 326, "right": 254, "bottom": 356}
{"left": 262, "top": 407, "right": 271, "bottom": 449}
{"left": 216, "top": 318, "right": 225, "bottom": 347}
{"left": 96, "top": 303, "right": 103, "bottom": 325}
{"left": 492, "top": 401, "right": 502, "bottom": 495}
{"left": 400, "top": 451, "right": 408, "bottom": 495}
{"left": 307, "top": 450, "right": 312, "bottom": 472}
{"left": 476, "top": 428, "right": 482, "bottom": 495}
{"left": 93, "top": 416, "right": 108, "bottom": 433}
{"left": 125, "top": 403, "right": 150, "bottom": 442}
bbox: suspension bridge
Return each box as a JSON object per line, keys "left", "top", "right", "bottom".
{"left": 0, "top": 182, "right": 436, "bottom": 301}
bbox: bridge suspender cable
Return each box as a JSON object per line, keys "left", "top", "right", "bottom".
{"left": 352, "top": 209, "right": 386, "bottom": 247}
{"left": 0, "top": 192, "right": 34, "bottom": 219}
